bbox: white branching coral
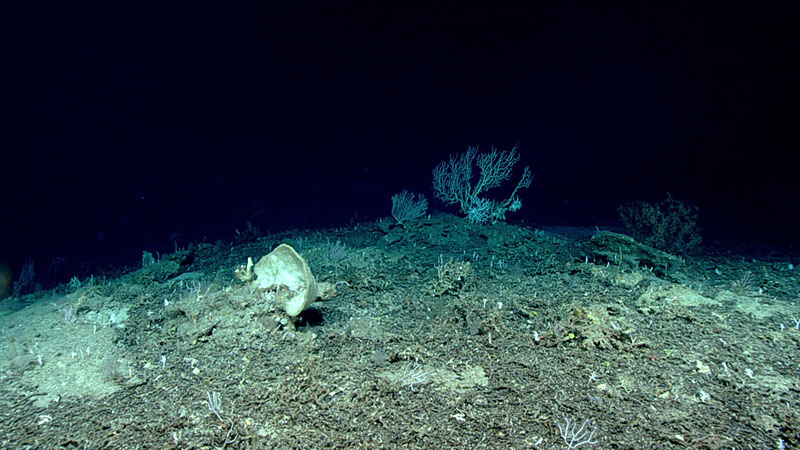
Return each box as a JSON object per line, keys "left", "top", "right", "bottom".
{"left": 432, "top": 145, "right": 532, "bottom": 224}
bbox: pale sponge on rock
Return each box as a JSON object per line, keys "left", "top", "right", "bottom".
{"left": 238, "top": 243, "right": 334, "bottom": 318}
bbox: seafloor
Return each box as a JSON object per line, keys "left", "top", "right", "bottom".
{"left": 1, "top": 214, "right": 798, "bottom": 449}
